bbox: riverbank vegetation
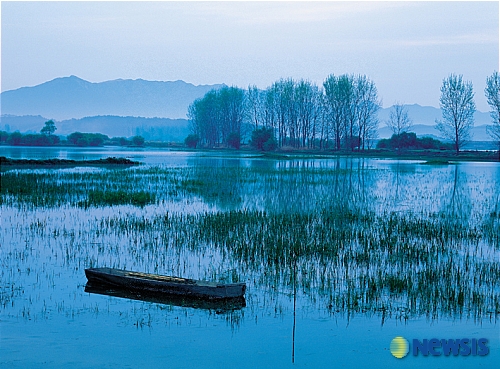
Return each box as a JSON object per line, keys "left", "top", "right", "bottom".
{"left": 187, "top": 71, "right": 500, "bottom": 159}
{"left": 376, "top": 132, "right": 452, "bottom": 151}
{"left": 0, "top": 120, "right": 146, "bottom": 148}
{"left": 189, "top": 75, "right": 381, "bottom": 151}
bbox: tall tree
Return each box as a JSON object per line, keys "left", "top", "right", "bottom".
{"left": 341, "top": 74, "right": 358, "bottom": 151}
{"left": 261, "top": 86, "right": 278, "bottom": 137}
{"left": 187, "top": 90, "right": 220, "bottom": 147}
{"left": 40, "top": 120, "right": 57, "bottom": 136}
{"left": 436, "top": 74, "right": 476, "bottom": 153}
{"left": 218, "top": 86, "right": 246, "bottom": 146}
{"left": 323, "top": 74, "right": 349, "bottom": 150}
{"left": 247, "top": 85, "right": 263, "bottom": 130}
{"left": 386, "top": 102, "right": 412, "bottom": 136}
{"left": 323, "top": 74, "right": 380, "bottom": 150}
{"left": 485, "top": 71, "right": 500, "bottom": 159}
{"left": 295, "top": 79, "right": 321, "bottom": 148}
{"left": 355, "top": 75, "right": 381, "bottom": 150}
{"left": 187, "top": 86, "right": 246, "bottom": 148}
{"left": 316, "top": 93, "right": 330, "bottom": 149}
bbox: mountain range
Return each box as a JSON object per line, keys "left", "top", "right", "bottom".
{"left": 0, "top": 75, "right": 223, "bottom": 120}
{"left": 0, "top": 76, "right": 496, "bottom": 142}
{"left": 0, "top": 114, "right": 190, "bottom": 142}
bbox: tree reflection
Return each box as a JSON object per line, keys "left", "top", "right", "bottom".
{"left": 184, "top": 157, "right": 378, "bottom": 215}
{"left": 442, "top": 165, "right": 472, "bottom": 223}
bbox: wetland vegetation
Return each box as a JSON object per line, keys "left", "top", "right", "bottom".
{"left": 2, "top": 155, "right": 499, "bottom": 323}
{"left": 1, "top": 151, "right": 499, "bottom": 368}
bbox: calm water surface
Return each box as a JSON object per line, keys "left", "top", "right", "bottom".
{"left": 1, "top": 147, "right": 499, "bottom": 368}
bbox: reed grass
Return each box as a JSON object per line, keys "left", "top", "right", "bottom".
{"left": 1, "top": 159, "right": 499, "bottom": 323}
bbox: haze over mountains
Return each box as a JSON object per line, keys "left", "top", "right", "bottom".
{"left": 0, "top": 76, "right": 495, "bottom": 142}
{"left": 1, "top": 75, "right": 223, "bottom": 120}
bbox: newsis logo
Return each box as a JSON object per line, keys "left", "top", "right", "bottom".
{"left": 390, "top": 336, "right": 489, "bottom": 359}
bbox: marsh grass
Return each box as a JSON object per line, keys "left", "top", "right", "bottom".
{"left": 79, "top": 190, "right": 155, "bottom": 208}
{"left": 93, "top": 208, "right": 499, "bottom": 321}
{"left": 1, "top": 159, "right": 499, "bottom": 324}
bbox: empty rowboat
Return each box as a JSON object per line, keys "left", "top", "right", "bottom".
{"left": 84, "top": 267, "right": 246, "bottom": 299}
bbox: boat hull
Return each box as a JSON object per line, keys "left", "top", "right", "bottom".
{"left": 85, "top": 267, "right": 246, "bottom": 299}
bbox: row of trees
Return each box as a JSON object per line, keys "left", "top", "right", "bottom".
{"left": 0, "top": 131, "right": 146, "bottom": 147}
{"left": 0, "top": 120, "right": 146, "bottom": 147}
{"left": 1, "top": 131, "right": 60, "bottom": 146}
{"left": 385, "top": 72, "right": 500, "bottom": 154}
{"left": 1, "top": 120, "right": 60, "bottom": 146}
{"left": 188, "top": 74, "right": 381, "bottom": 150}
{"left": 188, "top": 86, "right": 246, "bottom": 148}
{"left": 188, "top": 71, "right": 500, "bottom": 154}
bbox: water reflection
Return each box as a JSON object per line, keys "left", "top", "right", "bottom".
{"left": 181, "top": 156, "right": 380, "bottom": 215}
{"left": 85, "top": 283, "right": 246, "bottom": 311}
{"left": 443, "top": 165, "right": 472, "bottom": 221}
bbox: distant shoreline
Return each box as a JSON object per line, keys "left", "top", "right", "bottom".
{"left": 268, "top": 149, "right": 500, "bottom": 162}
{"left": 1, "top": 148, "right": 499, "bottom": 167}
{"left": 185, "top": 147, "right": 500, "bottom": 163}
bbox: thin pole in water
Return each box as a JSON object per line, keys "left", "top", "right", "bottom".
{"left": 292, "top": 254, "right": 297, "bottom": 364}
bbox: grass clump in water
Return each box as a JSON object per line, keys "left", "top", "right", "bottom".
{"left": 79, "top": 190, "right": 155, "bottom": 208}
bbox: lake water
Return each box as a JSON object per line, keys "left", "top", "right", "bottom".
{"left": 1, "top": 146, "right": 499, "bottom": 368}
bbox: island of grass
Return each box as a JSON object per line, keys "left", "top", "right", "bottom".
{"left": 0, "top": 156, "right": 141, "bottom": 167}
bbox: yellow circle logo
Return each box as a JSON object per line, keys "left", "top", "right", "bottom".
{"left": 390, "top": 336, "right": 409, "bottom": 358}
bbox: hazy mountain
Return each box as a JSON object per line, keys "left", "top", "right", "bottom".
{"left": 0, "top": 76, "right": 224, "bottom": 120}
{"left": 1, "top": 77, "right": 496, "bottom": 144}
{"left": 378, "top": 104, "right": 491, "bottom": 127}
{"left": 58, "top": 116, "right": 190, "bottom": 141}
{"left": 377, "top": 104, "right": 494, "bottom": 142}
{"left": 0, "top": 114, "right": 189, "bottom": 142}
{"left": 0, "top": 114, "right": 48, "bottom": 133}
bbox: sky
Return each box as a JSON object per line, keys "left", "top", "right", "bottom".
{"left": 1, "top": 1, "right": 498, "bottom": 111}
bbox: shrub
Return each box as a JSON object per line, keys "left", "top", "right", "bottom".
{"left": 376, "top": 132, "right": 450, "bottom": 150}
{"left": 131, "top": 135, "right": 145, "bottom": 147}
{"left": 227, "top": 132, "right": 241, "bottom": 149}
{"left": 250, "top": 128, "right": 276, "bottom": 151}
{"left": 185, "top": 134, "right": 200, "bottom": 149}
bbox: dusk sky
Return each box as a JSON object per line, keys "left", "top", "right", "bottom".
{"left": 1, "top": 1, "right": 498, "bottom": 111}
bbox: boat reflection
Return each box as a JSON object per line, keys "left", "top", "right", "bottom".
{"left": 85, "top": 282, "right": 246, "bottom": 311}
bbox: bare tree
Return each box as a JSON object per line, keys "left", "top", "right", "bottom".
{"left": 323, "top": 74, "right": 380, "bottom": 151}
{"left": 355, "top": 75, "right": 381, "bottom": 150}
{"left": 247, "top": 85, "right": 262, "bottom": 130}
{"left": 485, "top": 71, "right": 500, "bottom": 159}
{"left": 323, "top": 74, "right": 342, "bottom": 150}
{"left": 323, "top": 74, "right": 353, "bottom": 150}
{"left": 295, "top": 79, "right": 321, "bottom": 148}
{"left": 436, "top": 74, "right": 476, "bottom": 153}
{"left": 386, "top": 102, "right": 412, "bottom": 135}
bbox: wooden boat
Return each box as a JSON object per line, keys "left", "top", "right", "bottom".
{"left": 84, "top": 267, "right": 246, "bottom": 299}
{"left": 85, "top": 283, "right": 246, "bottom": 310}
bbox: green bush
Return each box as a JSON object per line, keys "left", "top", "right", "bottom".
{"left": 67, "top": 132, "right": 109, "bottom": 147}
{"left": 227, "top": 132, "right": 241, "bottom": 149}
{"left": 377, "top": 132, "right": 451, "bottom": 150}
{"left": 185, "top": 134, "right": 200, "bottom": 148}
{"left": 250, "top": 127, "right": 277, "bottom": 151}
{"left": 131, "top": 135, "right": 145, "bottom": 147}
